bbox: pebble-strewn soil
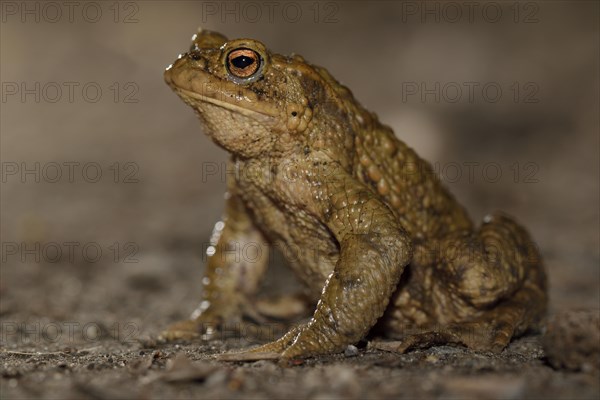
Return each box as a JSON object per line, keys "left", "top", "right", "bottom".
{"left": 1, "top": 1, "right": 598, "bottom": 399}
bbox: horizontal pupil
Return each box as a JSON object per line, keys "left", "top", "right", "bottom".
{"left": 232, "top": 56, "right": 255, "bottom": 69}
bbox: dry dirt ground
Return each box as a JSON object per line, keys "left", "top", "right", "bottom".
{"left": 1, "top": 252, "right": 599, "bottom": 399}
{"left": 1, "top": 1, "right": 599, "bottom": 399}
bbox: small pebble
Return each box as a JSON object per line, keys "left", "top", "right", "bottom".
{"left": 542, "top": 309, "right": 600, "bottom": 371}
{"left": 344, "top": 345, "right": 359, "bottom": 357}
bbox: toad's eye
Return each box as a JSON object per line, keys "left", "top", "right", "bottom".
{"left": 226, "top": 48, "right": 261, "bottom": 80}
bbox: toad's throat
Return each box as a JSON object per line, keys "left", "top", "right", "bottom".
{"left": 174, "top": 87, "right": 279, "bottom": 121}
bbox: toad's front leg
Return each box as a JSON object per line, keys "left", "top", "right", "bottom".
{"left": 222, "top": 159, "right": 413, "bottom": 361}
{"left": 281, "top": 228, "right": 412, "bottom": 360}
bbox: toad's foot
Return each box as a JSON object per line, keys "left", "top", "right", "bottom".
{"left": 160, "top": 294, "right": 309, "bottom": 343}
{"left": 159, "top": 302, "right": 268, "bottom": 342}
{"left": 216, "top": 321, "right": 364, "bottom": 364}
{"left": 370, "top": 323, "right": 504, "bottom": 354}
{"left": 216, "top": 326, "right": 301, "bottom": 362}
{"left": 372, "top": 307, "right": 527, "bottom": 354}
{"left": 159, "top": 318, "right": 203, "bottom": 341}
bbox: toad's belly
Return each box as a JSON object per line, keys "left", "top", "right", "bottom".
{"left": 241, "top": 188, "right": 339, "bottom": 299}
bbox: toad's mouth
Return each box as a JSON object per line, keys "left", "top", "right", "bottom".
{"left": 172, "top": 86, "right": 279, "bottom": 122}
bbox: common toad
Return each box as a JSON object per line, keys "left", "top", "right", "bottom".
{"left": 162, "top": 30, "right": 547, "bottom": 361}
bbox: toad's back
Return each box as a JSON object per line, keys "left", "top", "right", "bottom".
{"left": 309, "top": 64, "right": 473, "bottom": 241}
{"left": 352, "top": 123, "right": 473, "bottom": 240}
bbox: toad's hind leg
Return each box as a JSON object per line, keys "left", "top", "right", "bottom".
{"left": 450, "top": 213, "right": 548, "bottom": 340}
{"left": 381, "top": 212, "right": 547, "bottom": 353}
{"left": 381, "top": 282, "right": 547, "bottom": 353}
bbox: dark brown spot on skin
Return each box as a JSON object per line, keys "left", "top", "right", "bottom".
{"left": 299, "top": 75, "right": 326, "bottom": 107}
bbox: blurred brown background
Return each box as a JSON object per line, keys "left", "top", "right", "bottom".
{"left": 1, "top": 0, "right": 598, "bottom": 340}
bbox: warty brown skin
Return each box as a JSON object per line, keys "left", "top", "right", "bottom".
{"left": 161, "top": 30, "right": 547, "bottom": 361}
